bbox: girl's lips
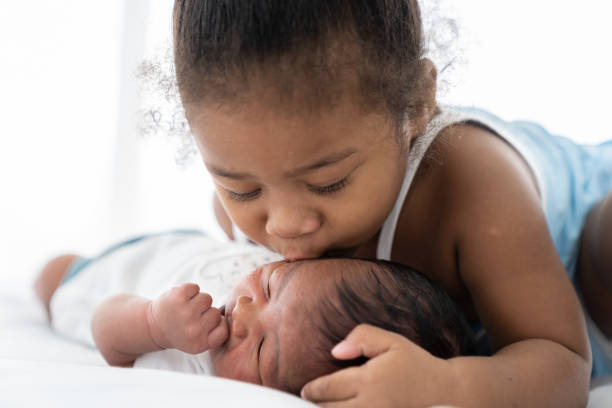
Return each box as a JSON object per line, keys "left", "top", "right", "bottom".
{"left": 275, "top": 243, "right": 324, "bottom": 261}
{"left": 282, "top": 245, "right": 358, "bottom": 261}
{"left": 282, "top": 250, "right": 320, "bottom": 261}
{"left": 322, "top": 246, "right": 359, "bottom": 258}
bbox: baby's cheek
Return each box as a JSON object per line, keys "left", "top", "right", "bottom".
{"left": 210, "top": 347, "right": 258, "bottom": 384}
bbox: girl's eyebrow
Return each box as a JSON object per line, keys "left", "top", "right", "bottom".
{"left": 207, "top": 148, "right": 357, "bottom": 180}
{"left": 207, "top": 166, "right": 251, "bottom": 180}
{"left": 285, "top": 149, "right": 357, "bottom": 177}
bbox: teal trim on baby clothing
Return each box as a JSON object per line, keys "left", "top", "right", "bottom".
{"left": 61, "top": 230, "right": 205, "bottom": 285}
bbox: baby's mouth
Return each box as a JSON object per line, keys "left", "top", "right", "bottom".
{"left": 220, "top": 301, "right": 234, "bottom": 339}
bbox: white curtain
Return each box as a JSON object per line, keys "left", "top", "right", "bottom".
{"left": 0, "top": 1, "right": 218, "bottom": 285}
{"left": 1, "top": 0, "right": 610, "bottom": 284}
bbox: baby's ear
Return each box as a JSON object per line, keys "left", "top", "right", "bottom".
{"left": 407, "top": 58, "right": 438, "bottom": 138}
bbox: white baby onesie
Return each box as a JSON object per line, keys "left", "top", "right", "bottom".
{"left": 50, "top": 232, "right": 281, "bottom": 375}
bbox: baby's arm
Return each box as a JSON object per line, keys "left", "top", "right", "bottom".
{"left": 91, "top": 283, "right": 228, "bottom": 367}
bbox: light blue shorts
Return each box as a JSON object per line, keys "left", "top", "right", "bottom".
{"left": 566, "top": 141, "right": 612, "bottom": 376}
{"left": 533, "top": 138, "right": 612, "bottom": 377}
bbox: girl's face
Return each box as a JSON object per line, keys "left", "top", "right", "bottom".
{"left": 187, "top": 95, "right": 407, "bottom": 260}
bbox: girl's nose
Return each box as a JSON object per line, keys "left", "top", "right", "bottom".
{"left": 231, "top": 295, "right": 254, "bottom": 339}
{"left": 265, "top": 207, "right": 321, "bottom": 239}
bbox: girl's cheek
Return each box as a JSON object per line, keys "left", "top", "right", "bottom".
{"left": 227, "top": 204, "right": 265, "bottom": 238}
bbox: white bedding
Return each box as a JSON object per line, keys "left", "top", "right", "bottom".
{"left": 3, "top": 275, "right": 612, "bottom": 407}
{"left": 0, "top": 276, "right": 314, "bottom": 408}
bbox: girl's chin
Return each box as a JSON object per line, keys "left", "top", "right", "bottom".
{"left": 322, "top": 246, "right": 359, "bottom": 258}
{"left": 277, "top": 246, "right": 325, "bottom": 261}
{"left": 279, "top": 246, "right": 360, "bottom": 261}
{"left": 281, "top": 251, "right": 320, "bottom": 261}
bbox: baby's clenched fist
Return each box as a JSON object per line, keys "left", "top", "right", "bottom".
{"left": 146, "top": 283, "right": 229, "bottom": 354}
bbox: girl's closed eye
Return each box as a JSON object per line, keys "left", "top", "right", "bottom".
{"left": 220, "top": 158, "right": 360, "bottom": 202}
{"left": 228, "top": 177, "right": 351, "bottom": 201}
{"left": 227, "top": 187, "right": 261, "bottom": 202}
{"left": 308, "top": 176, "right": 351, "bottom": 196}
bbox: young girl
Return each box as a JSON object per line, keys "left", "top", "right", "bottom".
{"left": 170, "top": 0, "right": 612, "bottom": 406}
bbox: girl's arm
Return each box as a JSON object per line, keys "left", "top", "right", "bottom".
{"left": 92, "top": 283, "right": 228, "bottom": 367}
{"left": 444, "top": 125, "right": 590, "bottom": 406}
{"left": 303, "top": 124, "right": 591, "bottom": 407}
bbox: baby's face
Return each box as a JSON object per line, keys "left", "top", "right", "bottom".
{"left": 210, "top": 259, "right": 342, "bottom": 393}
{"left": 187, "top": 94, "right": 408, "bottom": 260}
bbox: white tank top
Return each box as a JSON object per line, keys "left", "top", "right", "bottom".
{"left": 375, "top": 106, "right": 546, "bottom": 260}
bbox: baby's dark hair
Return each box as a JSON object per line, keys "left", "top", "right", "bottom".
{"left": 300, "top": 258, "right": 475, "bottom": 393}
{"left": 172, "top": 0, "right": 433, "bottom": 127}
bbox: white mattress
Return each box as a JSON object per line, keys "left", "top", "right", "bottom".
{"left": 2, "top": 275, "right": 612, "bottom": 407}
{"left": 0, "top": 276, "right": 314, "bottom": 408}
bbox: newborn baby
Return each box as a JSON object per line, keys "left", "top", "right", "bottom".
{"left": 36, "top": 232, "right": 475, "bottom": 395}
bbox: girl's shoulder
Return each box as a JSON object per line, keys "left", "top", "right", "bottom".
{"left": 393, "top": 115, "right": 565, "bottom": 321}
{"left": 421, "top": 118, "right": 542, "bottom": 228}
{"left": 434, "top": 119, "right": 540, "bottom": 193}
{"left": 392, "top": 118, "right": 543, "bottom": 287}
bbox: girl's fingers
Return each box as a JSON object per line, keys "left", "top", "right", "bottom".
{"left": 301, "top": 366, "right": 361, "bottom": 403}
{"left": 333, "top": 324, "right": 403, "bottom": 360}
{"left": 318, "top": 400, "right": 359, "bottom": 408}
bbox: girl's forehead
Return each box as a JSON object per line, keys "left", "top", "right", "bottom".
{"left": 188, "top": 99, "right": 395, "bottom": 171}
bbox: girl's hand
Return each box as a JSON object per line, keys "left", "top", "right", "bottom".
{"left": 301, "top": 324, "right": 461, "bottom": 408}
{"left": 146, "top": 283, "right": 228, "bottom": 354}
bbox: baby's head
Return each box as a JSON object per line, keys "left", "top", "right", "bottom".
{"left": 210, "top": 258, "right": 475, "bottom": 394}
{"left": 172, "top": 0, "right": 438, "bottom": 260}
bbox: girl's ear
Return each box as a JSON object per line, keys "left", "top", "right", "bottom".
{"left": 407, "top": 58, "right": 438, "bottom": 138}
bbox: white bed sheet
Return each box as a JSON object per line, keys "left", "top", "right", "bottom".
{"left": 3, "top": 274, "right": 612, "bottom": 407}
{"left": 0, "top": 276, "right": 314, "bottom": 408}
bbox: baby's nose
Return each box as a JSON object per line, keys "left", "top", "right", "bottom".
{"left": 230, "top": 296, "right": 254, "bottom": 339}
{"left": 237, "top": 295, "right": 252, "bottom": 305}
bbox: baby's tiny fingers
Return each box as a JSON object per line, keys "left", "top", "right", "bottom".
{"left": 191, "top": 292, "right": 213, "bottom": 312}
{"left": 208, "top": 317, "right": 229, "bottom": 349}
{"left": 175, "top": 283, "right": 200, "bottom": 300}
{"left": 201, "top": 307, "right": 222, "bottom": 329}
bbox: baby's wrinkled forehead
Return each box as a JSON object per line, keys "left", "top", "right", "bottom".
{"left": 296, "top": 257, "right": 369, "bottom": 278}
{"left": 268, "top": 258, "right": 362, "bottom": 392}
{"left": 290, "top": 257, "right": 354, "bottom": 273}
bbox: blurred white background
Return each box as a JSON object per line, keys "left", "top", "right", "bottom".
{"left": 1, "top": 0, "right": 611, "bottom": 286}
